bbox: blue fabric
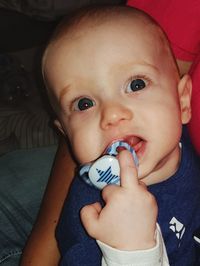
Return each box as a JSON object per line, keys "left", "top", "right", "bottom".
{"left": 149, "top": 141, "right": 200, "bottom": 265}
{"left": 57, "top": 172, "right": 102, "bottom": 266}
{"left": 0, "top": 146, "right": 57, "bottom": 265}
{"left": 56, "top": 139, "right": 200, "bottom": 266}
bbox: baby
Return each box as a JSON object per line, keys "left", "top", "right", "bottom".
{"left": 42, "top": 5, "right": 200, "bottom": 265}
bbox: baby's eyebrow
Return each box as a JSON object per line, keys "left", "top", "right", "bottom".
{"left": 118, "top": 60, "right": 160, "bottom": 75}
{"left": 132, "top": 61, "right": 160, "bottom": 73}
{"left": 143, "top": 63, "right": 159, "bottom": 73}
{"left": 59, "top": 85, "right": 72, "bottom": 104}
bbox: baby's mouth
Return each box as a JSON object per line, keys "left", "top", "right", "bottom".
{"left": 124, "top": 136, "right": 144, "bottom": 153}
{"left": 104, "top": 135, "right": 144, "bottom": 156}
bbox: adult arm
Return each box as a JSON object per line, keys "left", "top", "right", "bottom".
{"left": 21, "top": 136, "right": 76, "bottom": 266}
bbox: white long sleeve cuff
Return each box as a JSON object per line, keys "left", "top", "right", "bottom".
{"left": 97, "top": 224, "right": 169, "bottom": 266}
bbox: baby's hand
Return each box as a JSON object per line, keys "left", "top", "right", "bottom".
{"left": 80, "top": 150, "right": 158, "bottom": 251}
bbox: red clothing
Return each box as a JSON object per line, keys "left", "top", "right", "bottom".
{"left": 127, "top": 0, "right": 200, "bottom": 154}
{"left": 127, "top": 0, "right": 200, "bottom": 61}
{"left": 188, "top": 56, "right": 200, "bottom": 153}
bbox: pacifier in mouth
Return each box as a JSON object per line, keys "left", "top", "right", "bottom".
{"left": 79, "top": 140, "right": 138, "bottom": 190}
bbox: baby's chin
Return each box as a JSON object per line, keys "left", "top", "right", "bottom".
{"left": 137, "top": 166, "right": 159, "bottom": 186}
{"left": 138, "top": 150, "right": 180, "bottom": 186}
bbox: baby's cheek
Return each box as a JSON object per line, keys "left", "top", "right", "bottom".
{"left": 72, "top": 137, "right": 95, "bottom": 164}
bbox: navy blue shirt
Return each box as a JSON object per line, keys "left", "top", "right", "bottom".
{"left": 56, "top": 139, "right": 200, "bottom": 266}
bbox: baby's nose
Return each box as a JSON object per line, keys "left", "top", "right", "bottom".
{"left": 100, "top": 102, "right": 133, "bottom": 130}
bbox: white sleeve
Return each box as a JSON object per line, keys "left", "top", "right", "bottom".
{"left": 97, "top": 224, "right": 169, "bottom": 266}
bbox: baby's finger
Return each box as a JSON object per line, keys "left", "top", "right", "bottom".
{"left": 101, "top": 183, "right": 121, "bottom": 202}
{"left": 118, "top": 149, "right": 139, "bottom": 189}
{"left": 80, "top": 202, "right": 101, "bottom": 237}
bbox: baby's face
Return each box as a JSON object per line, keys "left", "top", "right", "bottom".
{"left": 44, "top": 19, "right": 191, "bottom": 185}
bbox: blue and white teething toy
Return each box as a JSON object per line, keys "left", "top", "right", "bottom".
{"left": 79, "top": 141, "right": 138, "bottom": 190}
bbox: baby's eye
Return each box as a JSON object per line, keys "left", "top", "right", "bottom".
{"left": 74, "top": 97, "right": 95, "bottom": 111}
{"left": 127, "top": 78, "right": 146, "bottom": 92}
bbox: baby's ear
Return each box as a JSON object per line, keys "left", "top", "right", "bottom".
{"left": 178, "top": 74, "right": 192, "bottom": 124}
{"left": 54, "top": 119, "right": 65, "bottom": 135}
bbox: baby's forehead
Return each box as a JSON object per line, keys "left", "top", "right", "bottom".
{"left": 43, "top": 8, "right": 177, "bottom": 87}
{"left": 44, "top": 5, "right": 172, "bottom": 70}
{"left": 51, "top": 16, "right": 164, "bottom": 58}
{"left": 67, "top": 15, "right": 157, "bottom": 40}
{"left": 47, "top": 25, "right": 166, "bottom": 73}
{"left": 49, "top": 6, "right": 165, "bottom": 49}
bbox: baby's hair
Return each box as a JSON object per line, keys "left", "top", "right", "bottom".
{"left": 46, "top": 5, "right": 165, "bottom": 46}
{"left": 43, "top": 5, "right": 179, "bottom": 72}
